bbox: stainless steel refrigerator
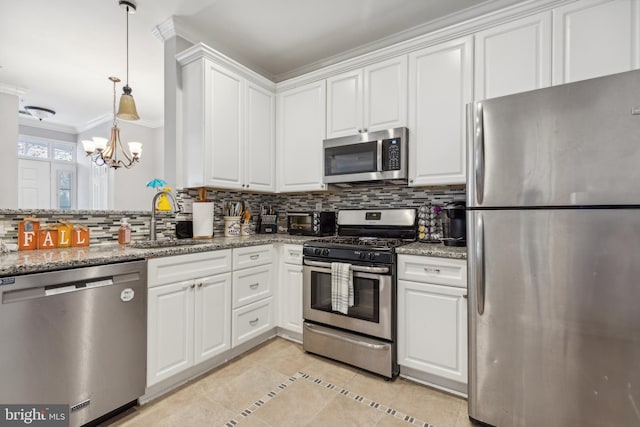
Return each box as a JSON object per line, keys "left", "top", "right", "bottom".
{"left": 467, "top": 69, "right": 640, "bottom": 427}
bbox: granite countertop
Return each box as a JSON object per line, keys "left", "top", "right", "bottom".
{"left": 0, "top": 235, "right": 315, "bottom": 277}
{"left": 1, "top": 235, "right": 467, "bottom": 277}
{"left": 395, "top": 242, "right": 467, "bottom": 259}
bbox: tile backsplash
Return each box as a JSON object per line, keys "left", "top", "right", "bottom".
{"left": 181, "top": 184, "right": 466, "bottom": 236}
{"left": 0, "top": 184, "right": 465, "bottom": 244}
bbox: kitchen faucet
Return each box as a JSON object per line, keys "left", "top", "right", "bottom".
{"left": 150, "top": 190, "right": 179, "bottom": 241}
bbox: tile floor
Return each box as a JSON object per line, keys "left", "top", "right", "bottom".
{"left": 103, "top": 338, "right": 474, "bottom": 427}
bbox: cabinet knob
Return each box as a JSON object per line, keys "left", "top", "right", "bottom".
{"left": 362, "top": 128, "right": 367, "bottom": 133}
{"left": 409, "top": 179, "right": 414, "bottom": 184}
{"left": 190, "top": 283, "right": 196, "bottom": 289}
{"left": 463, "top": 294, "right": 468, "bottom": 299}
{"left": 198, "top": 283, "right": 203, "bottom": 288}
{"left": 242, "top": 184, "right": 246, "bottom": 188}
{"left": 246, "top": 184, "right": 250, "bottom": 188}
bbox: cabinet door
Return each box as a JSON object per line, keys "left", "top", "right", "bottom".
{"left": 474, "top": 12, "right": 552, "bottom": 100}
{"left": 363, "top": 56, "right": 407, "bottom": 133}
{"left": 408, "top": 36, "right": 472, "bottom": 186}
{"left": 326, "top": 69, "right": 363, "bottom": 138}
{"left": 205, "top": 61, "right": 244, "bottom": 189}
{"left": 194, "top": 273, "right": 232, "bottom": 364}
{"left": 398, "top": 280, "right": 467, "bottom": 384}
{"left": 276, "top": 81, "right": 326, "bottom": 192}
{"left": 147, "top": 281, "right": 195, "bottom": 386}
{"left": 553, "top": 0, "right": 640, "bottom": 84}
{"left": 245, "top": 82, "right": 275, "bottom": 192}
{"left": 280, "top": 263, "right": 303, "bottom": 334}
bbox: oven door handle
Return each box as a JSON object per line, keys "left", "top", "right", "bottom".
{"left": 304, "top": 323, "right": 391, "bottom": 351}
{"left": 303, "top": 259, "right": 390, "bottom": 274}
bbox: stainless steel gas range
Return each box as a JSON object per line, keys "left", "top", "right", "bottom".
{"left": 302, "top": 208, "right": 417, "bottom": 378}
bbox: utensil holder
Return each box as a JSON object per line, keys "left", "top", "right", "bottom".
{"left": 241, "top": 223, "right": 252, "bottom": 236}
{"left": 224, "top": 216, "right": 241, "bottom": 237}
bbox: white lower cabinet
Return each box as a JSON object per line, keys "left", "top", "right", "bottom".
{"left": 147, "top": 250, "right": 232, "bottom": 387}
{"left": 278, "top": 244, "right": 304, "bottom": 335}
{"left": 232, "top": 297, "right": 274, "bottom": 347}
{"left": 397, "top": 255, "right": 468, "bottom": 389}
{"left": 231, "top": 245, "right": 275, "bottom": 346}
{"left": 147, "top": 245, "right": 279, "bottom": 389}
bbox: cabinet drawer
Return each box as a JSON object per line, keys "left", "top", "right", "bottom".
{"left": 397, "top": 255, "right": 466, "bottom": 288}
{"left": 232, "top": 265, "right": 273, "bottom": 308}
{"left": 148, "top": 250, "right": 232, "bottom": 288}
{"left": 233, "top": 245, "right": 273, "bottom": 269}
{"left": 232, "top": 297, "right": 274, "bottom": 347}
{"left": 282, "top": 244, "right": 303, "bottom": 265}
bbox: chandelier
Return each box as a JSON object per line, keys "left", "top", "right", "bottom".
{"left": 81, "top": 77, "right": 142, "bottom": 169}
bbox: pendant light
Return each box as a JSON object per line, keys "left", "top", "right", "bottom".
{"left": 116, "top": 0, "right": 140, "bottom": 121}
{"left": 81, "top": 77, "right": 142, "bottom": 169}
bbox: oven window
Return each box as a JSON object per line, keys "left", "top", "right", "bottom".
{"left": 325, "top": 142, "right": 377, "bottom": 176}
{"left": 310, "top": 271, "right": 380, "bottom": 323}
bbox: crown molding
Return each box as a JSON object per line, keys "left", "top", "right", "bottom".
{"left": 0, "top": 82, "right": 27, "bottom": 97}
{"left": 152, "top": 17, "right": 177, "bottom": 42}
{"left": 18, "top": 116, "right": 77, "bottom": 134}
{"left": 275, "top": 0, "right": 575, "bottom": 91}
{"left": 77, "top": 113, "right": 162, "bottom": 133}
{"left": 176, "top": 43, "right": 276, "bottom": 92}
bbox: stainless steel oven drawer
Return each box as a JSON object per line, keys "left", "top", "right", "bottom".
{"left": 303, "top": 322, "right": 397, "bottom": 378}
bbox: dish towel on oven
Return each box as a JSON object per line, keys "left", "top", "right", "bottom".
{"left": 331, "top": 262, "right": 353, "bottom": 314}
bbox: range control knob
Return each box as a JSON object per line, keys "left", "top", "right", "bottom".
{"left": 368, "top": 252, "right": 376, "bottom": 260}
{"left": 322, "top": 249, "right": 330, "bottom": 256}
{"left": 358, "top": 252, "right": 366, "bottom": 259}
{"left": 314, "top": 248, "right": 322, "bottom": 255}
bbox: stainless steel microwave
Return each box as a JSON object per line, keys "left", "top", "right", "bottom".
{"left": 322, "top": 127, "right": 408, "bottom": 184}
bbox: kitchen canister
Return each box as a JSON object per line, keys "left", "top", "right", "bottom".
{"left": 224, "top": 216, "right": 241, "bottom": 237}
{"left": 241, "top": 223, "right": 252, "bottom": 236}
{"left": 193, "top": 201, "right": 214, "bottom": 239}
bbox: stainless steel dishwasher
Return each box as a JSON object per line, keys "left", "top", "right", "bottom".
{"left": 0, "top": 260, "right": 147, "bottom": 427}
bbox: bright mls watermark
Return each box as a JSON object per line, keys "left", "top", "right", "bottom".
{"left": 0, "top": 405, "right": 68, "bottom": 427}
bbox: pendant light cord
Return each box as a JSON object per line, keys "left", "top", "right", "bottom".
{"left": 125, "top": 5, "right": 129, "bottom": 87}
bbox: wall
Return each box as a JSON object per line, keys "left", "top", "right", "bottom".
{"left": 0, "top": 93, "right": 19, "bottom": 208}
{"left": 77, "top": 120, "right": 165, "bottom": 211}
{"left": 19, "top": 124, "right": 77, "bottom": 142}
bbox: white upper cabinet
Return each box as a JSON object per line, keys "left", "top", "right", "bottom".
{"left": 326, "top": 56, "right": 407, "bottom": 138}
{"left": 552, "top": 0, "right": 640, "bottom": 84}
{"left": 276, "top": 80, "right": 326, "bottom": 192}
{"left": 474, "top": 12, "right": 552, "bottom": 100}
{"left": 180, "top": 47, "right": 275, "bottom": 192}
{"left": 408, "top": 36, "right": 473, "bottom": 186}
{"left": 326, "top": 69, "right": 362, "bottom": 137}
{"left": 245, "top": 82, "right": 276, "bottom": 192}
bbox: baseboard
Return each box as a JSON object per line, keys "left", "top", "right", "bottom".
{"left": 399, "top": 365, "right": 468, "bottom": 398}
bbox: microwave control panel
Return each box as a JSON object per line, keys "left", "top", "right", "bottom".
{"left": 382, "top": 138, "right": 401, "bottom": 171}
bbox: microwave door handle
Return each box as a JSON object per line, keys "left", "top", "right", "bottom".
{"left": 288, "top": 213, "right": 310, "bottom": 216}
{"left": 377, "top": 139, "right": 383, "bottom": 172}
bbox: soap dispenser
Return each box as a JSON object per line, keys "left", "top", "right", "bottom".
{"left": 118, "top": 218, "right": 131, "bottom": 244}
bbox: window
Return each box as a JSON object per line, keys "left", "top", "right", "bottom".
{"left": 17, "top": 136, "right": 77, "bottom": 210}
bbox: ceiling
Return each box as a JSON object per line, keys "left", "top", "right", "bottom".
{"left": 0, "top": 0, "right": 528, "bottom": 132}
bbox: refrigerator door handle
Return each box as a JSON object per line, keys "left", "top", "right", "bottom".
{"left": 474, "top": 102, "right": 485, "bottom": 205}
{"left": 476, "top": 213, "right": 485, "bottom": 315}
